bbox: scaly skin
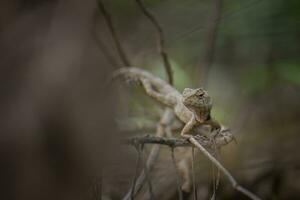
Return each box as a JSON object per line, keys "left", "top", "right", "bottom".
{"left": 114, "top": 67, "right": 223, "bottom": 140}
{"left": 114, "top": 67, "right": 234, "bottom": 193}
{"left": 181, "top": 88, "right": 221, "bottom": 139}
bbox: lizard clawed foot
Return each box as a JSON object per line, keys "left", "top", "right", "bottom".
{"left": 181, "top": 134, "right": 193, "bottom": 140}
{"left": 194, "top": 134, "right": 207, "bottom": 141}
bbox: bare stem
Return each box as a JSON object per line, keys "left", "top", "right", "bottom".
{"left": 122, "top": 109, "right": 173, "bottom": 200}
{"left": 188, "top": 137, "right": 262, "bottom": 200}
{"left": 135, "top": 0, "right": 173, "bottom": 85}
{"left": 97, "top": 0, "right": 131, "bottom": 66}
{"left": 93, "top": 29, "right": 119, "bottom": 68}
{"left": 170, "top": 148, "right": 183, "bottom": 200}
{"left": 191, "top": 147, "right": 198, "bottom": 200}
{"left": 139, "top": 145, "right": 155, "bottom": 200}
{"left": 130, "top": 145, "right": 142, "bottom": 199}
{"left": 198, "top": 0, "right": 223, "bottom": 86}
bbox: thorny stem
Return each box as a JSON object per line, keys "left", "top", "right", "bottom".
{"left": 97, "top": 0, "right": 131, "bottom": 66}
{"left": 170, "top": 148, "right": 183, "bottom": 200}
{"left": 135, "top": 0, "right": 173, "bottom": 85}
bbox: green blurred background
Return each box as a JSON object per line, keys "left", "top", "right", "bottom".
{"left": 104, "top": 0, "right": 300, "bottom": 199}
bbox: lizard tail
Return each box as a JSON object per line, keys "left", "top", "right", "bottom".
{"left": 112, "top": 67, "right": 169, "bottom": 89}
{"left": 112, "top": 67, "right": 181, "bottom": 108}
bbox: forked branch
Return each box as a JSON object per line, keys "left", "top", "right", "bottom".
{"left": 126, "top": 135, "right": 262, "bottom": 200}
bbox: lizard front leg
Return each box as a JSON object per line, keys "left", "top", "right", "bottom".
{"left": 140, "top": 78, "right": 176, "bottom": 107}
{"left": 205, "top": 118, "right": 221, "bottom": 139}
{"left": 180, "top": 115, "right": 197, "bottom": 139}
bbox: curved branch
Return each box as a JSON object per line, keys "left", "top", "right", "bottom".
{"left": 135, "top": 0, "right": 173, "bottom": 85}
{"left": 97, "top": 0, "right": 131, "bottom": 66}
{"left": 198, "top": 0, "right": 223, "bottom": 86}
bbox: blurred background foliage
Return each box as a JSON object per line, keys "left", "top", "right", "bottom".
{"left": 102, "top": 0, "right": 300, "bottom": 199}
{"left": 1, "top": 0, "right": 300, "bottom": 199}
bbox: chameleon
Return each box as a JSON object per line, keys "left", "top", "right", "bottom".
{"left": 113, "top": 67, "right": 233, "bottom": 192}
{"left": 113, "top": 67, "right": 231, "bottom": 142}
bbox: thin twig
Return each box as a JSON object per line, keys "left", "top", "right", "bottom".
{"left": 90, "top": 176, "right": 102, "bottom": 200}
{"left": 198, "top": 0, "right": 223, "bottom": 86}
{"left": 188, "top": 137, "right": 262, "bottom": 200}
{"left": 122, "top": 1, "right": 176, "bottom": 193}
{"left": 170, "top": 148, "right": 183, "bottom": 200}
{"left": 123, "top": 0, "right": 176, "bottom": 195}
{"left": 139, "top": 145, "right": 155, "bottom": 200}
{"left": 191, "top": 147, "right": 198, "bottom": 200}
{"left": 122, "top": 109, "right": 173, "bottom": 200}
{"left": 96, "top": 2, "right": 174, "bottom": 200}
{"left": 123, "top": 146, "right": 160, "bottom": 200}
{"left": 93, "top": 29, "right": 119, "bottom": 68}
{"left": 135, "top": 0, "right": 173, "bottom": 85}
{"left": 170, "top": 0, "right": 264, "bottom": 44}
{"left": 97, "top": 0, "right": 131, "bottom": 66}
{"left": 210, "top": 143, "right": 220, "bottom": 200}
{"left": 210, "top": 162, "right": 216, "bottom": 200}
{"left": 130, "top": 145, "right": 142, "bottom": 200}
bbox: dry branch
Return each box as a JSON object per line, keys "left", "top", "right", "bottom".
{"left": 125, "top": 135, "right": 262, "bottom": 200}
{"left": 123, "top": 1, "right": 176, "bottom": 198}
{"left": 122, "top": 110, "right": 175, "bottom": 200}
{"left": 125, "top": 131, "right": 234, "bottom": 148}
{"left": 139, "top": 146, "right": 155, "bottom": 200}
{"left": 96, "top": 2, "right": 261, "bottom": 200}
{"left": 97, "top": 0, "right": 131, "bottom": 66}
{"left": 198, "top": 0, "right": 223, "bottom": 86}
{"left": 135, "top": 0, "right": 173, "bottom": 85}
{"left": 170, "top": 148, "right": 183, "bottom": 200}
{"left": 129, "top": 146, "right": 142, "bottom": 199}
{"left": 191, "top": 148, "right": 198, "bottom": 200}
{"left": 188, "top": 137, "right": 262, "bottom": 200}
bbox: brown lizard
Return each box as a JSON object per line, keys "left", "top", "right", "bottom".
{"left": 113, "top": 67, "right": 233, "bottom": 192}
{"left": 113, "top": 67, "right": 228, "bottom": 141}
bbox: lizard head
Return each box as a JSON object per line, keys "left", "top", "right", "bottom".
{"left": 182, "top": 88, "right": 212, "bottom": 122}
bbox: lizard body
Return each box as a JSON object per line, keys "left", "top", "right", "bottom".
{"left": 114, "top": 67, "right": 222, "bottom": 139}
{"left": 114, "top": 67, "right": 233, "bottom": 193}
